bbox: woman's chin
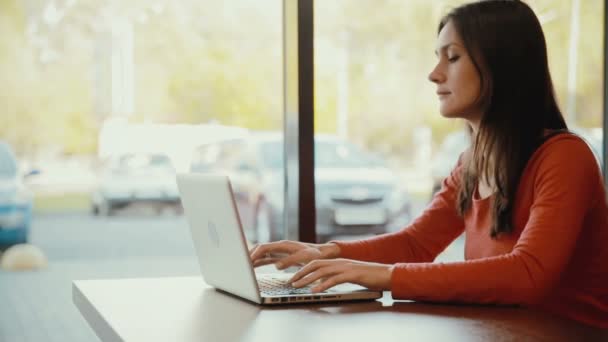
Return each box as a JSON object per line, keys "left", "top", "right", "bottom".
{"left": 439, "top": 110, "right": 460, "bottom": 118}
{"left": 439, "top": 107, "right": 482, "bottom": 121}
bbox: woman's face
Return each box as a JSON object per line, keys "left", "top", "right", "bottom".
{"left": 429, "top": 21, "right": 483, "bottom": 124}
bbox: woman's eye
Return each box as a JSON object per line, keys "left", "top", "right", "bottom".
{"left": 448, "top": 56, "right": 460, "bottom": 63}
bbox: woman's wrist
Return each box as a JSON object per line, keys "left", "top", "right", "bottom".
{"left": 386, "top": 264, "right": 396, "bottom": 290}
{"left": 319, "top": 242, "right": 341, "bottom": 259}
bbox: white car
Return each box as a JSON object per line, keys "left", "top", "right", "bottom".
{"left": 190, "top": 132, "right": 412, "bottom": 242}
{"left": 91, "top": 153, "right": 179, "bottom": 216}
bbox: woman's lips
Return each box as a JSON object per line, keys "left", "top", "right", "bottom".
{"left": 437, "top": 92, "right": 451, "bottom": 99}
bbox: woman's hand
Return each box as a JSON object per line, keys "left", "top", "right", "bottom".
{"left": 249, "top": 240, "right": 340, "bottom": 270}
{"left": 288, "top": 259, "right": 394, "bottom": 293}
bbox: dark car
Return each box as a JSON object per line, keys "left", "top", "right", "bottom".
{"left": 91, "top": 153, "right": 180, "bottom": 216}
{"left": 190, "top": 132, "right": 411, "bottom": 243}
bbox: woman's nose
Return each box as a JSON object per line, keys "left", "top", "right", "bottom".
{"left": 428, "top": 64, "right": 444, "bottom": 84}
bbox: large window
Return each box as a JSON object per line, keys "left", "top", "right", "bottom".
{"left": 0, "top": 0, "right": 283, "bottom": 339}
{"left": 1, "top": 0, "right": 285, "bottom": 242}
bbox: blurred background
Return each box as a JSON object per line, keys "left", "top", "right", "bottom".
{"left": 0, "top": 0, "right": 604, "bottom": 340}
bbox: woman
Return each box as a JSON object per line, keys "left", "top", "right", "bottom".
{"left": 250, "top": 0, "right": 608, "bottom": 328}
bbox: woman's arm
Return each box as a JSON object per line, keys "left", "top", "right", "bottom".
{"left": 331, "top": 157, "right": 466, "bottom": 264}
{"left": 390, "top": 139, "right": 601, "bottom": 305}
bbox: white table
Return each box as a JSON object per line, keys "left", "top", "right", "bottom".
{"left": 73, "top": 276, "right": 607, "bottom": 342}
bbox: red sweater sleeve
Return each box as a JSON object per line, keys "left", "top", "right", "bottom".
{"left": 332, "top": 157, "right": 465, "bottom": 264}
{"left": 389, "top": 139, "right": 601, "bottom": 305}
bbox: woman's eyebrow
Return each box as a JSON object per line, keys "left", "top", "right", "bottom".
{"left": 434, "top": 42, "right": 464, "bottom": 56}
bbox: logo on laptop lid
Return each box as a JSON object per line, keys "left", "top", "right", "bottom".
{"left": 208, "top": 221, "right": 220, "bottom": 247}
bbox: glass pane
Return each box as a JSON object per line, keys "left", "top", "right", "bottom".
{"left": 314, "top": 0, "right": 604, "bottom": 257}
{"left": 0, "top": 0, "right": 282, "bottom": 338}
{"left": 191, "top": 132, "right": 286, "bottom": 244}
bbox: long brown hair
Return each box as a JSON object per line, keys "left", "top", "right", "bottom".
{"left": 439, "top": 0, "right": 567, "bottom": 237}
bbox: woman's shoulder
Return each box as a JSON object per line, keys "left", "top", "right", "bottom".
{"left": 531, "top": 130, "right": 602, "bottom": 175}
{"left": 524, "top": 130, "right": 605, "bottom": 209}
{"left": 539, "top": 130, "right": 597, "bottom": 155}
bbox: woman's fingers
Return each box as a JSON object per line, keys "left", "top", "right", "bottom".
{"left": 312, "top": 273, "right": 351, "bottom": 293}
{"left": 249, "top": 241, "right": 301, "bottom": 261}
{"left": 275, "top": 251, "right": 313, "bottom": 270}
{"left": 289, "top": 259, "right": 341, "bottom": 283}
{"left": 252, "top": 257, "right": 281, "bottom": 268}
{"left": 291, "top": 262, "right": 344, "bottom": 287}
{"left": 288, "top": 260, "right": 322, "bottom": 283}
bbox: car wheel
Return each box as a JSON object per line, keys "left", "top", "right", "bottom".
{"left": 254, "top": 200, "right": 274, "bottom": 244}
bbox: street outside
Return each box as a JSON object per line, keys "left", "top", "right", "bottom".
{"left": 0, "top": 210, "right": 198, "bottom": 342}
{"left": 0, "top": 199, "right": 464, "bottom": 342}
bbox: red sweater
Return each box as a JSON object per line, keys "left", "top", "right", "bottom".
{"left": 334, "top": 134, "right": 608, "bottom": 328}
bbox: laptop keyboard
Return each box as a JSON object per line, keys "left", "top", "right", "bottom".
{"left": 257, "top": 276, "right": 318, "bottom": 296}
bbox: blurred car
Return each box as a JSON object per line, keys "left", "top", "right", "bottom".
{"left": 91, "top": 153, "right": 180, "bottom": 216}
{"left": 575, "top": 128, "right": 603, "bottom": 169}
{"left": 0, "top": 142, "right": 35, "bottom": 246}
{"left": 431, "top": 130, "right": 470, "bottom": 196}
{"left": 190, "top": 132, "right": 411, "bottom": 243}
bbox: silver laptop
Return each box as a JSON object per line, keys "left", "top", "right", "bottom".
{"left": 176, "top": 173, "right": 383, "bottom": 305}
